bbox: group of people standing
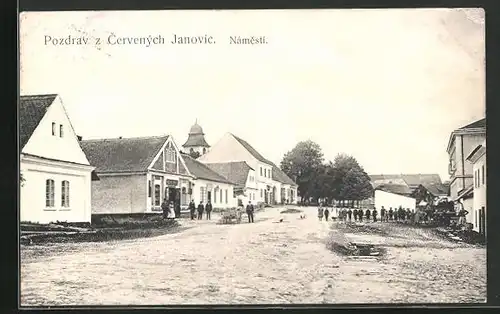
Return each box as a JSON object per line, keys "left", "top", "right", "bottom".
{"left": 187, "top": 200, "right": 213, "bottom": 220}
{"left": 317, "top": 204, "right": 421, "bottom": 224}
{"left": 161, "top": 199, "right": 180, "bottom": 219}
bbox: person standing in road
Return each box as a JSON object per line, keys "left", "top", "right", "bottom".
{"left": 347, "top": 208, "right": 353, "bottom": 222}
{"left": 197, "top": 201, "right": 204, "bottom": 220}
{"left": 358, "top": 208, "right": 363, "bottom": 222}
{"left": 246, "top": 201, "right": 254, "bottom": 223}
{"left": 189, "top": 199, "right": 196, "bottom": 220}
{"left": 205, "top": 200, "right": 213, "bottom": 220}
{"left": 324, "top": 207, "right": 330, "bottom": 221}
{"left": 388, "top": 207, "right": 394, "bottom": 221}
{"left": 318, "top": 205, "right": 324, "bottom": 221}
{"left": 372, "top": 208, "right": 378, "bottom": 222}
{"left": 365, "top": 208, "right": 371, "bottom": 221}
{"left": 353, "top": 208, "right": 359, "bottom": 222}
{"left": 380, "top": 206, "right": 386, "bottom": 222}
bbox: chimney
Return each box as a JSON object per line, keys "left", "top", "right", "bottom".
{"left": 77, "top": 135, "right": 82, "bottom": 141}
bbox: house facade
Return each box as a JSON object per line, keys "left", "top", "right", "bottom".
{"left": 466, "top": 140, "right": 486, "bottom": 234}
{"left": 446, "top": 118, "right": 486, "bottom": 200}
{"left": 20, "top": 94, "right": 95, "bottom": 224}
{"left": 205, "top": 161, "right": 258, "bottom": 206}
{"left": 81, "top": 135, "right": 237, "bottom": 216}
{"left": 81, "top": 135, "right": 192, "bottom": 215}
{"left": 181, "top": 154, "right": 237, "bottom": 209}
{"left": 197, "top": 132, "right": 298, "bottom": 204}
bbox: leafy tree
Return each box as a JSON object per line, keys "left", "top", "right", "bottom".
{"left": 332, "top": 154, "right": 372, "bottom": 206}
{"left": 280, "top": 140, "right": 324, "bottom": 201}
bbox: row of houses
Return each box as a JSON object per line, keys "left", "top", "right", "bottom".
{"left": 368, "top": 117, "right": 486, "bottom": 234}
{"left": 19, "top": 94, "right": 298, "bottom": 224}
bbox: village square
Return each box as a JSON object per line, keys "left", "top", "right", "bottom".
{"left": 19, "top": 8, "right": 486, "bottom": 307}
{"left": 19, "top": 94, "right": 486, "bottom": 305}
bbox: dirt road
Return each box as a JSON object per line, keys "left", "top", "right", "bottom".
{"left": 20, "top": 206, "right": 486, "bottom": 306}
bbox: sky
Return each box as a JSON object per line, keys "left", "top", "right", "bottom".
{"left": 19, "top": 8, "right": 485, "bottom": 182}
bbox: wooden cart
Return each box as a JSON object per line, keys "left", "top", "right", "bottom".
{"left": 220, "top": 208, "right": 243, "bottom": 224}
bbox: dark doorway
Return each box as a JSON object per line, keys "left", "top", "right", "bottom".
{"left": 168, "top": 187, "right": 177, "bottom": 204}
{"left": 207, "top": 191, "right": 212, "bottom": 203}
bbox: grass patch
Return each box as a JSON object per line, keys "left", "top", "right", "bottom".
{"left": 332, "top": 222, "right": 390, "bottom": 236}
{"left": 21, "top": 219, "right": 182, "bottom": 245}
{"left": 280, "top": 208, "right": 303, "bottom": 214}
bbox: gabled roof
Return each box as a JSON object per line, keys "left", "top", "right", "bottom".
{"left": 370, "top": 173, "right": 442, "bottom": 187}
{"left": 181, "top": 154, "right": 235, "bottom": 185}
{"left": 269, "top": 162, "right": 298, "bottom": 186}
{"left": 422, "top": 183, "right": 450, "bottom": 197}
{"left": 19, "top": 94, "right": 58, "bottom": 149}
{"left": 459, "top": 118, "right": 486, "bottom": 130}
{"left": 80, "top": 135, "right": 169, "bottom": 173}
{"left": 204, "top": 161, "right": 253, "bottom": 188}
{"left": 230, "top": 133, "right": 274, "bottom": 166}
{"left": 375, "top": 183, "right": 412, "bottom": 196}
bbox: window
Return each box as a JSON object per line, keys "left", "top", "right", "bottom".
{"left": 59, "top": 124, "right": 64, "bottom": 137}
{"left": 203, "top": 147, "right": 206, "bottom": 154}
{"left": 260, "top": 189, "right": 263, "bottom": 197}
{"left": 225, "top": 189, "right": 228, "bottom": 204}
{"left": 267, "top": 169, "right": 270, "bottom": 178}
{"left": 61, "top": 180, "right": 70, "bottom": 207}
{"left": 482, "top": 165, "right": 485, "bottom": 185}
{"left": 220, "top": 189, "right": 222, "bottom": 202}
{"left": 154, "top": 184, "right": 161, "bottom": 206}
{"left": 51, "top": 122, "right": 56, "bottom": 136}
{"left": 200, "top": 187, "right": 206, "bottom": 203}
{"left": 260, "top": 167, "right": 262, "bottom": 176}
{"left": 214, "top": 189, "right": 217, "bottom": 203}
{"left": 45, "top": 179, "right": 55, "bottom": 207}
{"left": 148, "top": 180, "right": 151, "bottom": 197}
{"left": 166, "top": 148, "right": 176, "bottom": 163}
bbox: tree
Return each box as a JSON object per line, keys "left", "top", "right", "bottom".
{"left": 332, "top": 154, "right": 372, "bottom": 206}
{"left": 280, "top": 140, "right": 324, "bottom": 201}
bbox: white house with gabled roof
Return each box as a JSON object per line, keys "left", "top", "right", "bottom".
{"left": 20, "top": 94, "right": 95, "bottom": 224}
{"left": 197, "top": 132, "right": 298, "bottom": 204}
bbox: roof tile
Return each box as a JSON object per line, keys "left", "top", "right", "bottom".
{"left": 80, "top": 136, "right": 168, "bottom": 173}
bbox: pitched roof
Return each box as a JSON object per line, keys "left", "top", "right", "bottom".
{"left": 459, "top": 118, "right": 486, "bottom": 130}
{"left": 229, "top": 133, "right": 297, "bottom": 186}
{"left": 204, "top": 161, "right": 253, "bottom": 187}
{"left": 375, "top": 183, "right": 412, "bottom": 196}
{"left": 181, "top": 154, "right": 234, "bottom": 185}
{"left": 370, "top": 174, "right": 442, "bottom": 187}
{"left": 270, "top": 163, "right": 298, "bottom": 186}
{"left": 19, "top": 94, "right": 58, "bottom": 149}
{"left": 230, "top": 133, "right": 274, "bottom": 165}
{"left": 80, "top": 135, "right": 169, "bottom": 173}
{"left": 422, "top": 183, "right": 450, "bottom": 197}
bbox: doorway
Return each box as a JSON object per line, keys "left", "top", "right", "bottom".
{"left": 207, "top": 191, "right": 212, "bottom": 203}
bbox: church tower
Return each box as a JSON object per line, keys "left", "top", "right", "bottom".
{"left": 182, "top": 120, "right": 210, "bottom": 158}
